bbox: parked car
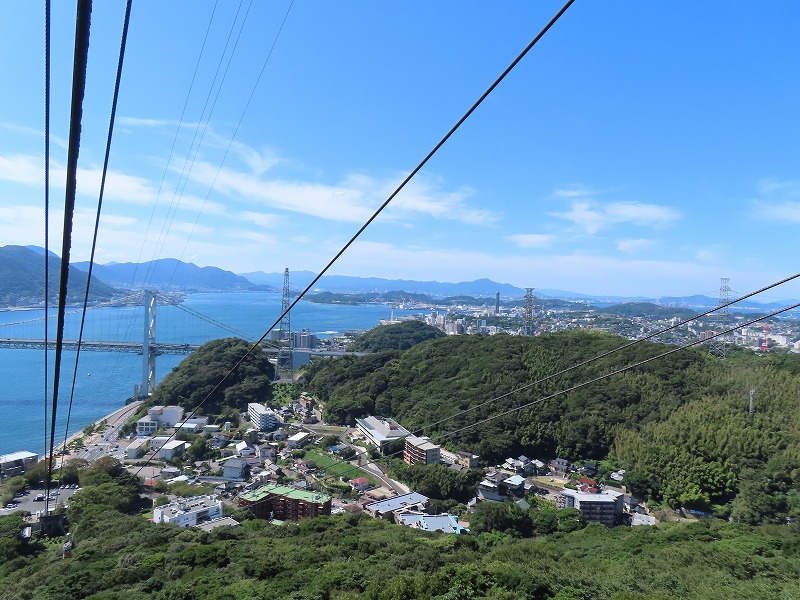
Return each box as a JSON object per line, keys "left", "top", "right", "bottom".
{"left": 34, "top": 494, "right": 45, "bottom": 501}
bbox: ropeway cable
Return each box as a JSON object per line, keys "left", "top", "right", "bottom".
{"left": 134, "top": 0, "right": 577, "bottom": 479}
{"left": 59, "top": 0, "right": 133, "bottom": 473}
{"left": 45, "top": 0, "right": 92, "bottom": 510}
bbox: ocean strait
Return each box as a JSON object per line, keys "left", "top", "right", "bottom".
{"left": 0, "top": 291, "right": 416, "bottom": 456}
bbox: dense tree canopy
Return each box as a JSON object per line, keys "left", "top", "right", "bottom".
{"left": 350, "top": 320, "right": 446, "bottom": 352}
{"left": 305, "top": 330, "right": 800, "bottom": 516}
{"left": 147, "top": 337, "right": 274, "bottom": 418}
{"left": 2, "top": 505, "right": 799, "bottom": 599}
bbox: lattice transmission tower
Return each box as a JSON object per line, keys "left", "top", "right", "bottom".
{"left": 718, "top": 277, "right": 731, "bottom": 315}
{"left": 523, "top": 288, "right": 536, "bottom": 336}
{"left": 277, "top": 268, "right": 292, "bottom": 378}
{"left": 708, "top": 276, "right": 732, "bottom": 359}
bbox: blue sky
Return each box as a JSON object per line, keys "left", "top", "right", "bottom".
{"left": 0, "top": 1, "right": 798, "bottom": 299}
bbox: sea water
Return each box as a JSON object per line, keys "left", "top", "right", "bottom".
{"left": 0, "top": 292, "right": 418, "bottom": 456}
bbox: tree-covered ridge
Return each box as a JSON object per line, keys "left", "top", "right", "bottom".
{"left": 2, "top": 504, "right": 799, "bottom": 599}
{"left": 146, "top": 337, "right": 274, "bottom": 419}
{"left": 350, "top": 320, "right": 446, "bottom": 352}
{"left": 0, "top": 245, "right": 118, "bottom": 307}
{"left": 304, "top": 330, "right": 800, "bottom": 517}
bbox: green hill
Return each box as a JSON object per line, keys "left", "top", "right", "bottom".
{"left": 0, "top": 245, "right": 118, "bottom": 307}
{"left": 304, "top": 331, "right": 800, "bottom": 518}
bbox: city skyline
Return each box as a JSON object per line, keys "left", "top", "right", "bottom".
{"left": 1, "top": 2, "right": 798, "bottom": 300}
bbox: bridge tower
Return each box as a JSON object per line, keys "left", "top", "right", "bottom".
{"left": 141, "top": 290, "right": 158, "bottom": 397}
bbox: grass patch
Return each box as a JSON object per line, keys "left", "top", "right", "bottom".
{"left": 303, "top": 449, "right": 378, "bottom": 487}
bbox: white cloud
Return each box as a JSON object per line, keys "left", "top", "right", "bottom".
{"left": 694, "top": 245, "right": 724, "bottom": 262}
{"left": 184, "top": 161, "right": 497, "bottom": 226}
{"left": 0, "top": 154, "right": 44, "bottom": 186}
{"left": 551, "top": 200, "right": 679, "bottom": 234}
{"left": 506, "top": 233, "right": 555, "bottom": 248}
{"left": 756, "top": 201, "right": 800, "bottom": 223}
{"left": 237, "top": 211, "right": 281, "bottom": 229}
{"left": 616, "top": 238, "right": 655, "bottom": 253}
{"left": 328, "top": 240, "right": 762, "bottom": 297}
{"left": 552, "top": 184, "right": 599, "bottom": 199}
{"left": 751, "top": 179, "right": 800, "bottom": 223}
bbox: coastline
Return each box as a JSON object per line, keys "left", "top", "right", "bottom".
{"left": 60, "top": 400, "right": 142, "bottom": 456}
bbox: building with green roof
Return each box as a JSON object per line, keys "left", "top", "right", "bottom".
{"left": 237, "top": 484, "right": 331, "bottom": 521}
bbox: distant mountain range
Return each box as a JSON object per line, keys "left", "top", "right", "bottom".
{"left": 1, "top": 246, "right": 793, "bottom": 310}
{"left": 240, "top": 271, "right": 527, "bottom": 297}
{"left": 0, "top": 245, "right": 117, "bottom": 306}
{"left": 71, "top": 258, "right": 266, "bottom": 293}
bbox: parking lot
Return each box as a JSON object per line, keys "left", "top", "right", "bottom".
{"left": 1, "top": 486, "right": 80, "bottom": 515}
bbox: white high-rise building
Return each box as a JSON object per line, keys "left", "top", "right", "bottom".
{"left": 248, "top": 403, "right": 278, "bottom": 431}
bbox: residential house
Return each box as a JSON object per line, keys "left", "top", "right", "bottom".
{"left": 455, "top": 451, "right": 479, "bottom": 469}
{"left": 349, "top": 477, "right": 370, "bottom": 492}
{"left": 550, "top": 458, "right": 572, "bottom": 477}
{"left": 364, "top": 492, "right": 429, "bottom": 519}
{"left": 223, "top": 458, "right": 250, "bottom": 480}
{"left": 236, "top": 440, "right": 256, "bottom": 457}
{"left": 395, "top": 512, "right": 468, "bottom": 534}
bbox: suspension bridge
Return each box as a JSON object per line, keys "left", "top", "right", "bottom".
{"left": 0, "top": 290, "right": 286, "bottom": 397}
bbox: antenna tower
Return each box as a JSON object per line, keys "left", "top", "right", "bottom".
{"left": 748, "top": 389, "right": 755, "bottom": 417}
{"left": 277, "top": 268, "right": 292, "bottom": 378}
{"left": 523, "top": 288, "right": 535, "bottom": 336}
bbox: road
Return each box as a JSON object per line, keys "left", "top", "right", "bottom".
{"left": 71, "top": 401, "right": 142, "bottom": 461}
{"left": 359, "top": 460, "right": 410, "bottom": 495}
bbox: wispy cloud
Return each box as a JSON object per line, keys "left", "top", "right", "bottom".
{"left": 752, "top": 178, "right": 800, "bottom": 223}
{"left": 185, "top": 160, "right": 496, "bottom": 226}
{"left": 327, "top": 240, "right": 753, "bottom": 297}
{"left": 551, "top": 200, "right": 679, "bottom": 234}
{"left": 0, "top": 123, "right": 68, "bottom": 149}
{"left": 506, "top": 233, "right": 555, "bottom": 248}
{"left": 616, "top": 238, "right": 655, "bottom": 253}
{"left": 0, "top": 154, "right": 46, "bottom": 186}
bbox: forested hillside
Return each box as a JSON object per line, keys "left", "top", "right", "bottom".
{"left": 2, "top": 485, "right": 799, "bottom": 599}
{"left": 142, "top": 338, "right": 274, "bottom": 420}
{"left": 351, "top": 320, "right": 445, "bottom": 352}
{"left": 0, "top": 245, "right": 118, "bottom": 307}
{"left": 304, "top": 331, "right": 800, "bottom": 518}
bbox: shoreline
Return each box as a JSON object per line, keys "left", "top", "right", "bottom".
{"left": 59, "top": 400, "right": 142, "bottom": 457}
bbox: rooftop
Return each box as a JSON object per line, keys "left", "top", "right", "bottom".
{"left": 364, "top": 492, "right": 429, "bottom": 514}
{"left": 239, "top": 483, "right": 330, "bottom": 504}
{"left": 396, "top": 512, "right": 468, "bottom": 534}
{"left": 0, "top": 451, "right": 38, "bottom": 463}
